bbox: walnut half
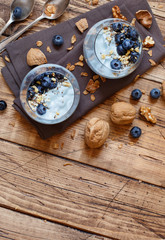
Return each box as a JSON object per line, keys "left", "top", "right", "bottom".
{"left": 27, "top": 48, "right": 47, "bottom": 66}
{"left": 136, "top": 10, "right": 152, "bottom": 29}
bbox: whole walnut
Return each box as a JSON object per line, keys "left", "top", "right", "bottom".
{"left": 110, "top": 102, "right": 136, "bottom": 125}
{"left": 27, "top": 48, "right": 47, "bottom": 66}
{"left": 85, "top": 117, "right": 110, "bottom": 148}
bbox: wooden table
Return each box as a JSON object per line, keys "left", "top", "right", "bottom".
{"left": 0, "top": 0, "right": 165, "bottom": 239}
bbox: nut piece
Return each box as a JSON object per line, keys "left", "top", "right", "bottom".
{"left": 36, "top": 41, "right": 43, "bottom": 47}
{"left": 86, "top": 79, "right": 100, "bottom": 93}
{"left": 112, "top": 5, "right": 127, "bottom": 20}
{"left": 75, "top": 18, "right": 88, "bottom": 33}
{"left": 27, "top": 48, "right": 47, "bottom": 66}
{"left": 84, "top": 118, "right": 110, "bottom": 148}
{"left": 162, "top": 81, "right": 165, "bottom": 100}
{"left": 110, "top": 102, "right": 136, "bottom": 125}
{"left": 143, "top": 36, "right": 155, "bottom": 48}
{"left": 71, "top": 34, "right": 76, "bottom": 44}
{"left": 149, "top": 59, "right": 157, "bottom": 66}
{"left": 92, "top": 0, "right": 99, "bottom": 5}
{"left": 136, "top": 10, "right": 152, "bottom": 29}
{"left": 45, "top": 4, "right": 56, "bottom": 16}
{"left": 5, "top": 55, "right": 10, "bottom": 63}
{"left": 140, "top": 106, "right": 157, "bottom": 123}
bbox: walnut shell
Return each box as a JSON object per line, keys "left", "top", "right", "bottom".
{"left": 85, "top": 118, "right": 110, "bottom": 148}
{"left": 136, "top": 10, "right": 152, "bottom": 29}
{"left": 110, "top": 102, "right": 136, "bottom": 125}
{"left": 27, "top": 48, "right": 47, "bottom": 66}
{"left": 162, "top": 81, "right": 165, "bottom": 100}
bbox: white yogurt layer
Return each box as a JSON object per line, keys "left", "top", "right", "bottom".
{"left": 28, "top": 80, "right": 74, "bottom": 120}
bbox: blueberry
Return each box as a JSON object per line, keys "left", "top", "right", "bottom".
{"left": 117, "top": 44, "right": 127, "bottom": 55}
{"left": 123, "top": 26, "right": 131, "bottom": 36}
{"left": 41, "top": 76, "right": 51, "bottom": 88}
{"left": 122, "top": 39, "right": 134, "bottom": 50}
{"left": 130, "top": 29, "right": 138, "bottom": 40}
{"left": 13, "top": 7, "right": 22, "bottom": 19}
{"left": 27, "top": 86, "right": 35, "bottom": 100}
{"left": 150, "top": 88, "right": 160, "bottom": 99}
{"left": 55, "top": 72, "right": 64, "bottom": 80}
{"left": 130, "top": 51, "right": 139, "bottom": 63}
{"left": 133, "top": 40, "right": 140, "bottom": 49}
{"left": 131, "top": 89, "right": 142, "bottom": 100}
{"left": 115, "top": 33, "right": 126, "bottom": 44}
{"left": 52, "top": 35, "right": 64, "bottom": 46}
{"left": 110, "top": 59, "right": 122, "bottom": 70}
{"left": 37, "top": 85, "right": 45, "bottom": 94}
{"left": 37, "top": 104, "right": 46, "bottom": 115}
{"left": 130, "top": 126, "right": 141, "bottom": 138}
{"left": 0, "top": 100, "right": 7, "bottom": 111}
{"left": 112, "top": 22, "right": 123, "bottom": 32}
{"left": 49, "top": 80, "right": 58, "bottom": 89}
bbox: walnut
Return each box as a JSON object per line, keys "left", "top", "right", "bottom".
{"left": 84, "top": 118, "right": 110, "bottom": 148}
{"left": 67, "top": 46, "right": 74, "bottom": 51}
{"left": 36, "top": 41, "right": 43, "bottom": 47}
{"left": 75, "top": 18, "right": 88, "bottom": 33}
{"left": 136, "top": 10, "right": 152, "bottom": 29}
{"left": 75, "top": 61, "right": 84, "bottom": 67}
{"left": 112, "top": 6, "right": 127, "bottom": 20}
{"left": 27, "top": 48, "right": 47, "bottom": 66}
{"left": 143, "top": 36, "right": 155, "bottom": 48}
{"left": 162, "top": 81, "right": 165, "bottom": 100}
{"left": 110, "top": 102, "right": 136, "bottom": 125}
{"left": 45, "top": 4, "right": 56, "bottom": 16}
{"left": 90, "top": 94, "right": 95, "bottom": 102}
{"left": 71, "top": 34, "right": 76, "bottom": 44}
{"left": 140, "top": 106, "right": 157, "bottom": 123}
{"left": 92, "top": 0, "right": 99, "bottom": 5}
{"left": 85, "top": 79, "right": 100, "bottom": 93}
{"left": 148, "top": 59, "right": 157, "bottom": 66}
{"left": 5, "top": 55, "right": 10, "bottom": 63}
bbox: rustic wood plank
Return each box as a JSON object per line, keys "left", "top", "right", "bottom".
{"left": 0, "top": 140, "right": 165, "bottom": 239}
{"left": 0, "top": 207, "right": 109, "bottom": 240}
{"left": 0, "top": 63, "right": 165, "bottom": 187}
{"left": 0, "top": 0, "right": 165, "bottom": 187}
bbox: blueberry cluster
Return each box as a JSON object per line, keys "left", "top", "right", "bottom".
{"left": 27, "top": 71, "right": 64, "bottom": 115}
{"left": 110, "top": 22, "right": 141, "bottom": 70}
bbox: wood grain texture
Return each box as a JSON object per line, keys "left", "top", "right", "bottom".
{"left": 0, "top": 207, "right": 109, "bottom": 240}
{"left": 0, "top": 140, "right": 165, "bottom": 239}
{"left": 0, "top": 0, "right": 165, "bottom": 188}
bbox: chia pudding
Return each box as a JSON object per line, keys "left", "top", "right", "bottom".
{"left": 27, "top": 71, "right": 74, "bottom": 120}
{"left": 83, "top": 19, "right": 143, "bottom": 79}
{"left": 95, "top": 22, "right": 142, "bottom": 74}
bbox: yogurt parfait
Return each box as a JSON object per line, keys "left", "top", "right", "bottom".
{"left": 83, "top": 19, "right": 143, "bottom": 79}
{"left": 20, "top": 64, "right": 80, "bottom": 124}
